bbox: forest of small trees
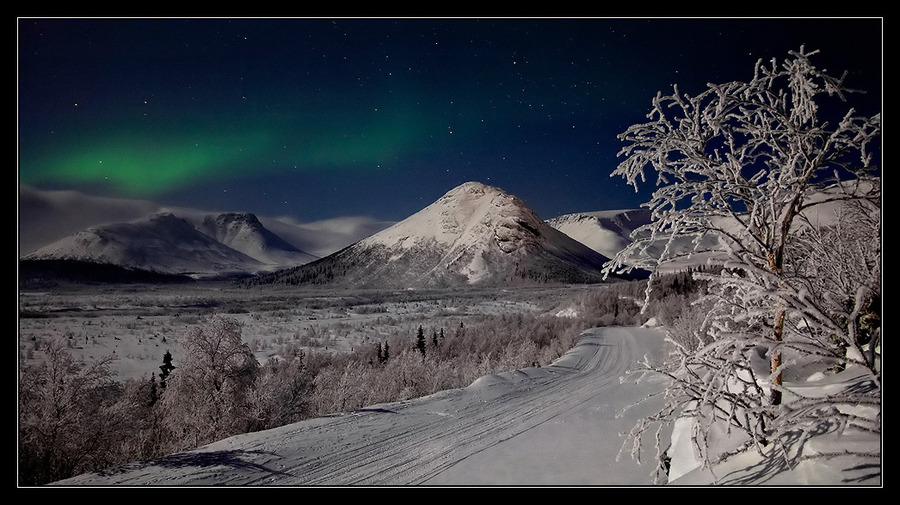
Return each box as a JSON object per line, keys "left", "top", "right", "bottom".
{"left": 18, "top": 276, "right": 685, "bottom": 485}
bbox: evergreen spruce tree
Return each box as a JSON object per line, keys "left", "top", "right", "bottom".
{"left": 416, "top": 326, "right": 426, "bottom": 357}
{"left": 149, "top": 373, "right": 159, "bottom": 407}
{"left": 159, "top": 350, "right": 175, "bottom": 389}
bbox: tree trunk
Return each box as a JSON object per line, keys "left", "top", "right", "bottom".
{"left": 768, "top": 234, "right": 789, "bottom": 407}
{"left": 771, "top": 308, "right": 784, "bottom": 406}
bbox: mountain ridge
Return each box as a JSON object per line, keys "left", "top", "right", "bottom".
{"left": 196, "top": 212, "right": 319, "bottom": 267}
{"left": 546, "top": 209, "right": 652, "bottom": 259}
{"left": 22, "top": 211, "right": 317, "bottom": 279}
{"left": 248, "top": 181, "right": 643, "bottom": 288}
{"left": 20, "top": 182, "right": 657, "bottom": 285}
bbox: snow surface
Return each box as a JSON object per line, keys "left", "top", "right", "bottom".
{"left": 50, "top": 325, "right": 879, "bottom": 487}
{"left": 546, "top": 209, "right": 652, "bottom": 259}
{"left": 21, "top": 183, "right": 880, "bottom": 487}
{"left": 24, "top": 213, "right": 266, "bottom": 275}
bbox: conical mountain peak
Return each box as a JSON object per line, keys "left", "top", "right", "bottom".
{"left": 251, "top": 181, "right": 630, "bottom": 288}
{"left": 360, "top": 181, "right": 541, "bottom": 252}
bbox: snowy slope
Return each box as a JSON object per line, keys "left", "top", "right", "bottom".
{"left": 19, "top": 185, "right": 388, "bottom": 260}
{"left": 18, "top": 185, "right": 163, "bottom": 255}
{"left": 52, "top": 326, "right": 672, "bottom": 486}
{"left": 50, "top": 325, "right": 879, "bottom": 486}
{"left": 258, "top": 215, "right": 394, "bottom": 258}
{"left": 547, "top": 208, "right": 727, "bottom": 274}
{"left": 546, "top": 209, "right": 652, "bottom": 259}
{"left": 24, "top": 212, "right": 265, "bottom": 277}
{"left": 196, "top": 212, "right": 318, "bottom": 267}
{"left": 549, "top": 180, "right": 881, "bottom": 276}
{"left": 253, "top": 181, "right": 628, "bottom": 288}
{"left": 22, "top": 209, "right": 324, "bottom": 278}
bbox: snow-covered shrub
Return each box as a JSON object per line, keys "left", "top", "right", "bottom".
{"left": 249, "top": 350, "right": 312, "bottom": 431}
{"left": 158, "top": 316, "right": 260, "bottom": 450}
{"left": 18, "top": 338, "right": 121, "bottom": 485}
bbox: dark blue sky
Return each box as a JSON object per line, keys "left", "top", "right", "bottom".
{"left": 18, "top": 17, "right": 882, "bottom": 224}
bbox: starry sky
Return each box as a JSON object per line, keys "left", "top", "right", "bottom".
{"left": 18, "top": 17, "right": 882, "bottom": 225}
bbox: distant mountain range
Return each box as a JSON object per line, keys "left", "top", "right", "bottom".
{"left": 22, "top": 211, "right": 317, "bottom": 279}
{"left": 195, "top": 212, "right": 319, "bottom": 267}
{"left": 19, "top": 181, "right": 654, "bottom": 285}
{"left": 18, "top": 185, "right": 392, "bottom": 259}
{"left": 21, "top": 179, "right": 875, "bottom": 287}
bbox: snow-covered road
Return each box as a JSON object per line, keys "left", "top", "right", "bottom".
{"left": 54, "top": 326, "right": 670, "bottom": 486}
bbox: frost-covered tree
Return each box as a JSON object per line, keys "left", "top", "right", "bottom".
{"left": 249, "top": 349, "right": 311, "bottom": 431}
{"left": 18, "top": 338, "right": 122, "bottom": 485}
{"left": 606, "top": 47, "right": 881, "bottom": 481}
{"left": 784, "top": 197, "right": 881, "bottom": 375}
{"left": 159, "top": 316, "right": 260, "bottom": 450}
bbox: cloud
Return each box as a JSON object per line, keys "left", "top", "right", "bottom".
{"left": 18, "top": 185, "right": 164, "bottom": 254}
{"left": 260, "top": 215, "right": 394, "bottom": 258}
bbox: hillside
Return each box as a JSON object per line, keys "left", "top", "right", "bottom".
{"left": 546, "top": 209, "right": 652, "bottom": 259}
{"left": 22, "top": 211, "right": 318, "bottom": 279}
{"left": 19, "top": 185, "right": 382, "bottom": 261}
{"left": 195, "top": 212, "right": 319, "bottom": 266}
{"left": 250, "top": 181, "right": 641, "bottom": 288}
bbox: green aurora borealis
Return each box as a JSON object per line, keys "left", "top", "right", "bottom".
{"left": 18, "top": 18, "right": 882, "bottom": 222}
{"left": 20, "top": 103, "right": 432, "bottom": 198}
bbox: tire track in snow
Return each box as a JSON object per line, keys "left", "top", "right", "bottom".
{"left": 236, "top": 326, "right": 653, "bottom": 485}
{"left": 55, "top": 326, "right": 664, "bottom": 486}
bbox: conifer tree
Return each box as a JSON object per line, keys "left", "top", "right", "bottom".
{"left": 416, "top": 326, "right": 426, "bottom": 357}
{"left": 158, "top": 350, "right": 175, "bottom": 389}
{"left": 149, "top": 373, "right": 159, "bottom": 407}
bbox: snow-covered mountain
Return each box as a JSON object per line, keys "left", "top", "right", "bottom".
{"left": 18, "top": 185, "right": 390, "bottom": 259}
{"left": 23, "top": 211, "right": 315, "bottom": 278}
{"left": 18, "top": 185, "right": 164, "bottom": 255}
{"left": 546, "top": 179, "right": 879, "bottom": 275}
{"left": 546, "top": 208, "right": 722, "bottom": 272}
{"left": 196, "top": 212, "right": 318, "bottom": 267}
{"left": 546, "top": 209, "right": 652, "bottom": 259}
{"left": 253, "top": 181, "right": 639, "bottom": 288}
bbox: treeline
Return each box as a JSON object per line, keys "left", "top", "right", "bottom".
{"left": 307, "top": 312, "right": 590, "bottom": 415}
{"left": 18, "top": 275, "right": 703, "bottom": 485}
{"left": 19, "top": 259, "right": 194, "bottom": 289}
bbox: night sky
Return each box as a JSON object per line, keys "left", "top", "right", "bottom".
{"left": 18, "top": 17, "right": 882, "bottom": 225}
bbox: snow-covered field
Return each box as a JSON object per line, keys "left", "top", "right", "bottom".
{"left": 19, "top": 283, "right": 576, "bottom": 382}
{"left": 50, "top": 325, "right": 672, "bottom": 486}
{"left": 20, "top": 282, "right": 880, "bottom": 487}
{"left": 35, "top": 314, "right": 877, "bottom": 486}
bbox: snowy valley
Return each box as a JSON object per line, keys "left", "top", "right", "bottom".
{"left": 18, "top": 181, "right": 881, "bottom": 487}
